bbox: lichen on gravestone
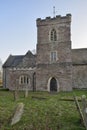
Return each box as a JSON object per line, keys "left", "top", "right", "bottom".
{"left": 9, "top": 102, "right": 24, "bottom": 126}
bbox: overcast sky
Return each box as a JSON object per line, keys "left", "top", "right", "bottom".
{"left": 0, "top": 0, "right": 87, "bottom": 63}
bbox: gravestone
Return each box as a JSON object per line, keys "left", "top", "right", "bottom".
{"left": 82, "top": 95, "right": 87, "bottom": 130}
{"left": 9, "top": 103, "right": 24, "bottom": 126}
{"left": 14, "top": 79, "right": 19, "bottom": 101}
{"left": 25, "top": 85, "right": 28, "bottom": 98}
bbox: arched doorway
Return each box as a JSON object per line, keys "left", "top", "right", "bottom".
{"left": 50, "top": 77, "right": 57, "bottom": 92}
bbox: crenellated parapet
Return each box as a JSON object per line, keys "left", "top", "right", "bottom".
{"left": 37, "top": 14, "right": 71, "bottom": 26}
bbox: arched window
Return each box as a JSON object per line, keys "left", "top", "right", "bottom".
{"left": 50, "top": 29, "right": 57, "bottom": 41}
{"left": 19, "top": 75, "right": 30, "bottom": 85}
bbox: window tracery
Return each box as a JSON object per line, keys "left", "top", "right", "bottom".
{"left": 50, "top": 29, "right": 57, "bottom": 41}
{"left": 19, "top": 75, "right": 30, "bottom": 85}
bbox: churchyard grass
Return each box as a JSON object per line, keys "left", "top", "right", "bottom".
{"left": 0, "top": 90, "right": 86, "bottom": 130}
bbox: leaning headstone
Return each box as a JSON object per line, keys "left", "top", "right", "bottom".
{"left": 74, "top": 96, "right": 84, "bottom": 124}
{"left": 14, "top": 79, "right": 19, "bottom": 101}
{"left": 9, "top": 103, "right": 24, "bottom": 126}
{"left": 25, "top": 85, "right": 28, "bottom": 98}
{"left": 82, "top": 95, "right": 87, "bottom": 130}
{"left": 14, "top": 90, "right": 19, "bottom": 101}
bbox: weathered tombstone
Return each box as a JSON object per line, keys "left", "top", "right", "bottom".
{"left": 14, "top": 90, "right": 18, "bottom": 101}
{"left": 9, "top": 103, "right": 24, "bottom": 126}
{"left": 14, "top": 79, "right": 19, "bottom": 101}
{"left": 25, "top": 85, "right": 28, "bottom": 98}
{"left": 82, "top": 95, "right": 87, "bottom": 130}
{"left": 74, "top": 96, "right": 84, "bottom": 124}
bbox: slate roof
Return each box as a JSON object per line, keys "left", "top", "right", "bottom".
{"left": 3, "top": 51, "right": 36, "bottom": 68}
{"left": 17, "top": 51, "right": 36, "bottom": 68}
{"left": 3, "top": 55, "right": 24, "bottom": 68}
{"left": 72, "top": 48, "right": 87, "bottom": 65}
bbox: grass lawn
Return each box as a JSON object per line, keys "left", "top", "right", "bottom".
{"left": 0, "top": 89, "right": 86, "bottom": 130}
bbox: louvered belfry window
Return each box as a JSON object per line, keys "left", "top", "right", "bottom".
{"left": 50, "top": 29, "right": 57, "bottom": 41}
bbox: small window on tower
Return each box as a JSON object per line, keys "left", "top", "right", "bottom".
{"left": 50, "top": 29, "right": 57, "bottom": 41}
{"left": 50, "top": 51, "right": 57, "bottom": 62}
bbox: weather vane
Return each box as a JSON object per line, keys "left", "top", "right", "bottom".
{"left": 53, "top": 6, "right": 56, "bottom": 18}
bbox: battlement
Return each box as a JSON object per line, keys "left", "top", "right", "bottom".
{"left": 36, "top": 14, "right": 71, "bottom": 26}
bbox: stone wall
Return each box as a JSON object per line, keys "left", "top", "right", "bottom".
{"left": 36, "top": 14, "right": 72, "bottom": 92}
{"left": 72, "top": 65, "right": 87, "bottom": 89}
{"left": 37, "top": 42, "right": 71, "bottom": 64}
{"left": 37, "top": 14, "right": 71, "bottom": 44}
{"left": 3, "top": 68, "right": 36, "bottom": 90}
{"left": 72, "top": 49, "right": 87, "bottom": 65}
{"left": 3, "top": 68, "right": 10, "bottom": 88}
{"left": 72, "top": 49, "right": 87, "bottom": 89}
{"left": 36, "top": 63, "right": 72, "bottom": 91}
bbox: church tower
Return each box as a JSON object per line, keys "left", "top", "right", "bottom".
{"left": 36, "top": 14, "right": 72, "bottom": 92}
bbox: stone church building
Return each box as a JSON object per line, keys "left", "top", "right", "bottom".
{"left": 3, "top": 14, "right": 87, "bottom": 92}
